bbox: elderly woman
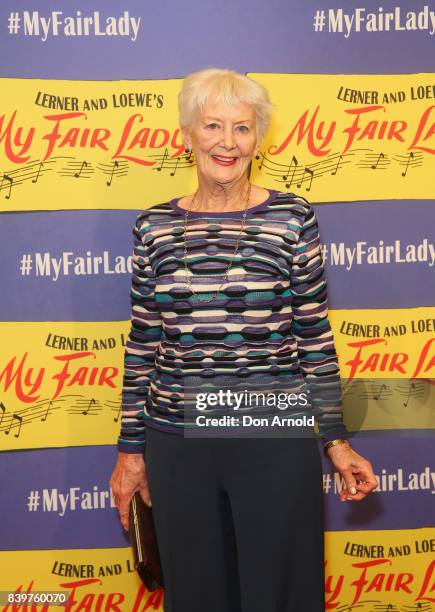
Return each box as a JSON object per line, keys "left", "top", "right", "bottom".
{"left": 110, "top": 67, "right": 378, "bottom": 611}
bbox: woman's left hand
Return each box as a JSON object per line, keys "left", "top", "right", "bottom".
{"left": 325, "top": 442, "right": 379, "bottom": 502}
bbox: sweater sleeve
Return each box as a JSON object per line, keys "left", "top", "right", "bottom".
{"left": 117, "top": 215, "right": 163, "bottom": 454}
{"left": 289, "top": 203, "right": 349, "bottom": 443}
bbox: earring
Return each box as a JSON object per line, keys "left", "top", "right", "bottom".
{"left": 184, "top": 146, "right": 190, "bottom": 153}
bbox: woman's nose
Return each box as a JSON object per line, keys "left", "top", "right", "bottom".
{"left": 222, "top": 126, "right": 235, "bottom": 150}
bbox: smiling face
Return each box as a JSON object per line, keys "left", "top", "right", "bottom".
{"left": 183, "top": 99, "right": 260, "bottom": 186}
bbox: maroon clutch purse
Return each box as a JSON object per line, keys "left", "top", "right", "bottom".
{"left": 128, "top": 492, "right": 164, "bottom": 591}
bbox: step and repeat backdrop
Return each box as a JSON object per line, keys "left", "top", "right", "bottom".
{"left": 0, "top": 1, "right": 434, "bottom": 610}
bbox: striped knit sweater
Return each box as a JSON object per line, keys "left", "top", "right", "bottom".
{"left": 117, "top": 189, "right": 349, "bottom": 453}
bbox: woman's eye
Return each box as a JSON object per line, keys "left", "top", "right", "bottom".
{"left": 206, "top": 123, "right": 218, "bottom": 129}
{"left": 236, "top": 125, "right": 249, "bottom": 133}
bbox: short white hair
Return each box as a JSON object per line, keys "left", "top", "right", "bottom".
{"left": 178, "top": 67, "right": 272, "bottom": 141}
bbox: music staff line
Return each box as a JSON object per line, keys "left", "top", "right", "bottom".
{"left": 0, "top": 150, "right": 196, "bottom": 199}
{"left": 0, "top": 394, "right": 122, "bottom": 439}
{"left": 334, "top": 600, "right": 430, "bottom": 611}
{"left": 1, "top": 146, "right": 426, "bottom": 200}
{"left": 340, "top": 379, "right": 429, "bottom": 408}
{"left": 255, "top": 148, "right": 425, "bottom": 191}
{"left": 0, "top": 158, "right": 58, "bottom": 198}
{"left": 257, "top": 150, "right": 355, "bottom": 190}
{"left": 150, "top": 147, "right": 195, "bottom": 175}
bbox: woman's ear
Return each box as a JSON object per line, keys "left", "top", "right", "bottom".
{"left": 182, "top": 129, "right": 192, "bottom": 151}
{"left": 254, "top": 132, "right": 263, "bottom": 158}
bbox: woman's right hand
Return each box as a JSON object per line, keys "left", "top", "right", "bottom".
{"left": 110, "top": 452, "right": 152, "bottom": 530}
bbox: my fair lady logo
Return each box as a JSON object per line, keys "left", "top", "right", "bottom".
{"left": 269, "top": 104, "right": 435, "bottom": 156}
{"left": 0, "top": 352, "right": 118, "bottom": 403}
{"left": 325, "top": 558, "right": 435, "bottom": 607}
{"left": 344, "top": 337, "right": 435, "bottom": 380}
{"left": 0, "top": 103, "right": 433, "bottom": 166}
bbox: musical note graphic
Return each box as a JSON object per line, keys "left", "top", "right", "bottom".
{"left": 106, "top": 160, "right": 119, "bottom": 186}
{"left": 403, "top": 381, "right": 415, "bottom": 407}
{"left": 0, "top": 398, "right": 64, "bottom": 440}
{"left": 0, "top": 158, "right": 57, "bottom": 202}
{"left": 32, "top": 161, "right": 43, "bottom": 183}
{"left": 357, "top": 151, "right": 390, "bottom": 171}
{"left": 282, "top": 156, "right": 298, "bottom": 188}
{"left": 331, "top": 154, "right": 343, "bottom": 176}
{"left": 5, "top": 413, "right": 23, "bottom": 438}
{"left": 0, "top": 173, "right": 13, "bottom": 199}
{"left": 401, "top": 152, "right": 413, "bottom": 177}
{"left": 396, "top": 380, "right": 425, "bottom": 408}
{"left": 41, "top": 401, "right": 53, "bottom": 422}
{"left": 169, "top": 156, "right": 180, "bottom": 176}
{"left": 297, "top": 166, "right": 314, "bottom": 191}
{"left": 371, "top": 152, "right": 385, "bottom": 170}
{"left": 97, "top": 159, "right": 129, "bottom": 186}
{"left": 403, "top": 602, "right": 429, "bottom": 612}
{"left": 257, "top": 152, "right": 265, "bottom": 170}
{"left": 0, "top": 149, "right": 183, "bottom": 204}
{"left": 394, "top": 150, "right": 424, "bottom": 177}
{"left": 82, "top": 398, "right": 96, "bottom": 415}
{"left": 154, "top": 148, "right": 169, "bottom": 172}
{"left": 254, "top": 146, "right": 429, "bottom": 192}
{"left": 58, "top": 158, "right": 95, "bottom": 180}
{"left": 74, "top": 160, "right": 88, "bottom": 178}
{"left": 358, "top": 380, "right": 393, "bottom": 402}
{"left": 255, "top": 149, "right": 359, "bottom": 191}
{"left": 0, "top": 393, "right": 125, "bottom": 448}
{"left": 103, "top": 399, "right": 123, "bottom": 422}
{"left": 66, "top": 396, "right": 102, "bottom": 416}
{"left": 374, "top": 383, "right": 387, "bottom": 401}
{"left": 113, "top": 405, "right": 121, "bottom": 422}
{"left": 150, "top": 148, "right": 196, "bottom": 175}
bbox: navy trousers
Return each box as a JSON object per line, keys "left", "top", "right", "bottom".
{"left": 144, "top": 426, "right": 325, "bottom": 612}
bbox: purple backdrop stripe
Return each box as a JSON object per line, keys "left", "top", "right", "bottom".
{"left": 0, "top": 199, "right": 434, "bottom": 321}
{"left": 0, "top": 0, "right": 434, "bottom": 78}
{"left": 0, "top": 434, "right": 433, "bottom": 551}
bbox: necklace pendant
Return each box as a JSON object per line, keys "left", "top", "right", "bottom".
{"left": 183, "top": 184, "right": 252, "bottom": 300}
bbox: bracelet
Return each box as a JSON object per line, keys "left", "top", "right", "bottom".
{"left": 324, "top": 438, "right": 350, "bottom": 455}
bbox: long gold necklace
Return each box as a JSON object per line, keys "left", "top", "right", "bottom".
{"left": 183, "top": 183, "right": 252, "bottom": 303}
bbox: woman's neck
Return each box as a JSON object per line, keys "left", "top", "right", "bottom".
{"left": 192, "top": 179, "right": 252, "bottom": 212}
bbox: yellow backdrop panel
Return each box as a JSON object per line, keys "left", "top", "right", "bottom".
{"left": 248, "top": 73, "right": 435, "bottom": 201}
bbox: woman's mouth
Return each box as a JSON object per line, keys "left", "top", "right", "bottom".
{"left": 211, "top": 155, "right": 238, "bottom": 166}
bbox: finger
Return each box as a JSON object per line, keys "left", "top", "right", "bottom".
{"left": 340, "top": 488, "right": 368, "bottom": 502}
{"left": 339, "top": 489, "right": 354, "bottom": 501}
{"left": 119, "top": 507, "right": 129, "bottom": 530}
{"left": 344, "top": 478, "right": 358, "bottom": 496}
{"left": 347, "top": 465, "right": 377, "bottom": 495}
{"left": 118, "top": 497, "right": 132, "bottom": 528}
{"left": 355, "top": 480, "right": 373, "bottom": 492}
{"left": 340, "top": 479, "right": 378, "bottom": 501}
{"left": 139, "top": 484, "right": 152, "bottom": 507}
{"left": 354, "top": 463, "right": 376, "bottom": 482}
{"left": 356, "top": 474, "right": 379, "bottom": 492}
